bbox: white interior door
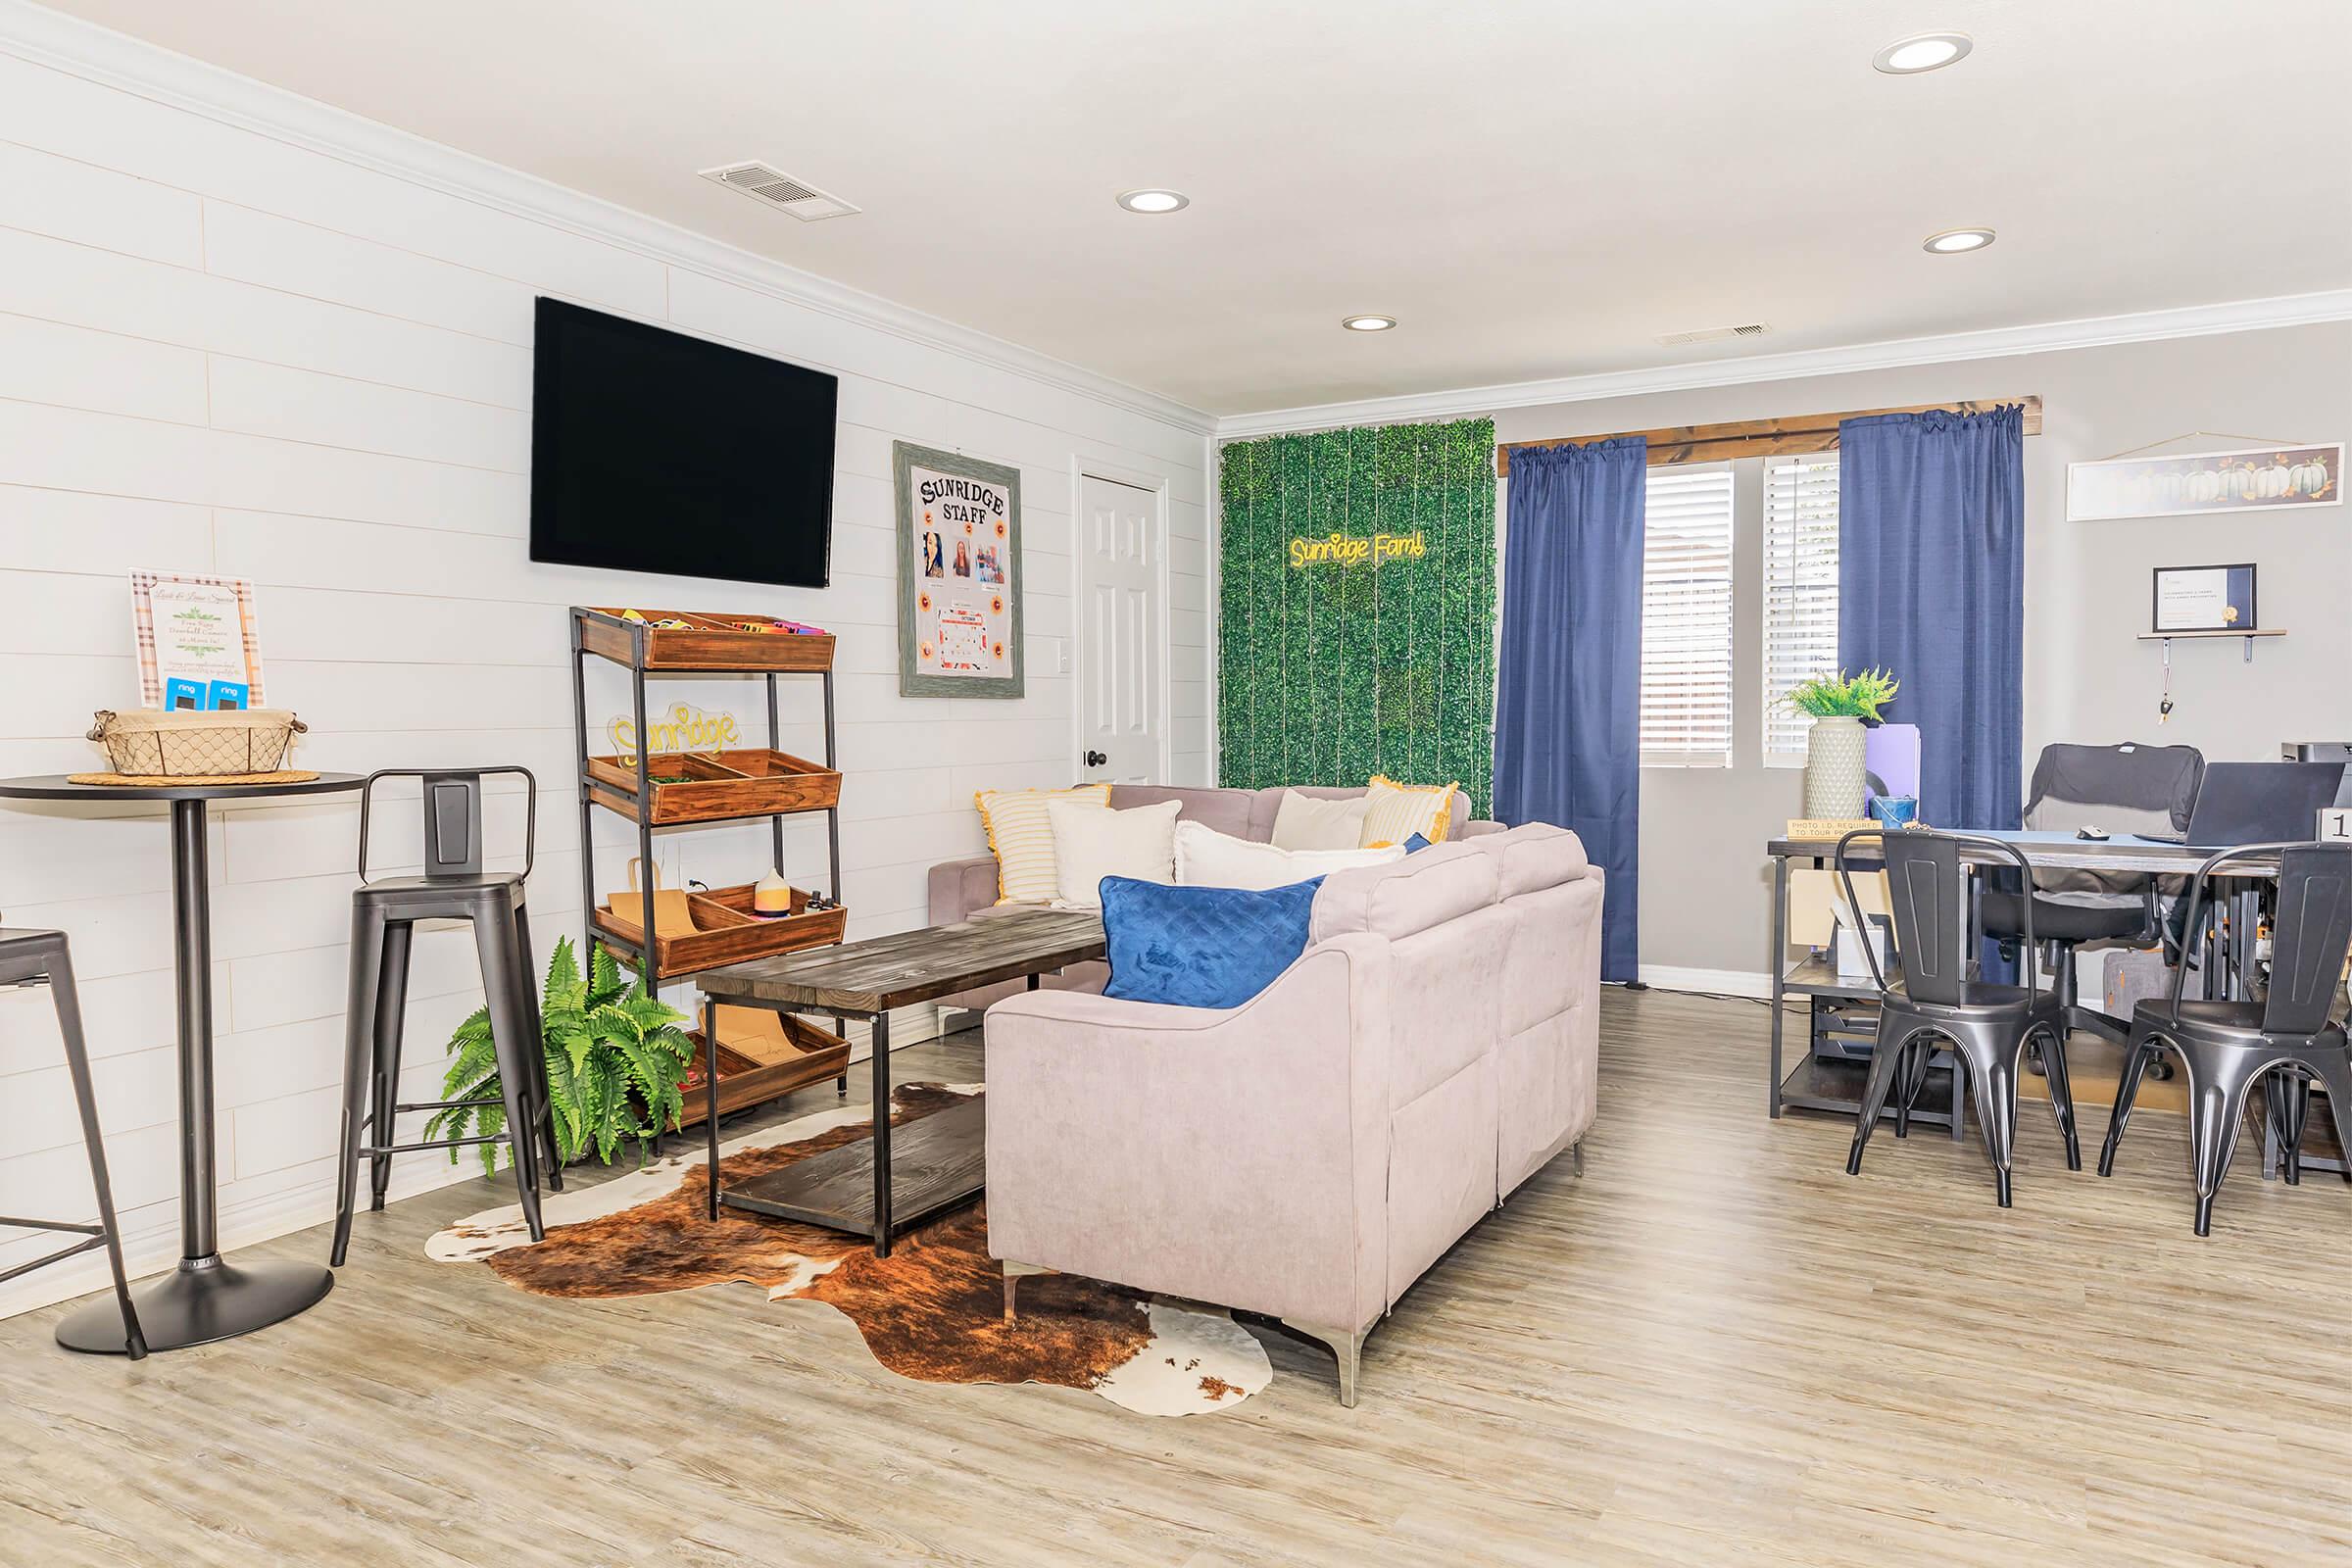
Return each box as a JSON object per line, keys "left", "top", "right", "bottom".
{"left": 1075, "top": 473, "right": 1164, "bottom": 785}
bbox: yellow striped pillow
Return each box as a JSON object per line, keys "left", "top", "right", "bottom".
{"left": 975, "top": 783, "right": 1113, "bottom": 904}
{"left": 1359, "top": 775, "right": 1460, "bottom": 847}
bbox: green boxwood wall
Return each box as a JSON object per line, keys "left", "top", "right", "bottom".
{"left": 1217, "top": 416, "right": 1496, "bottom": 816}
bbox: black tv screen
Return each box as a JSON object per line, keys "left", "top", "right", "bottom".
{"left": 529, "top": 298, "right": 837, "bottom": 588}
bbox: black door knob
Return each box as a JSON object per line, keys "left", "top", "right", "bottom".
{"left": 1083, "top": 750, "right": 1107, "bottom": 768}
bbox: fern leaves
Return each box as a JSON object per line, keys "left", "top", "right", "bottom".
{"left": 431, "top": 935, "right": 699, "bottom": 1178}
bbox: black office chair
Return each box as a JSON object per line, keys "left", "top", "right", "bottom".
{"left": 0, "top": 928, "right": 145, "bottom": 1356}
{"left": 1979, "top": 742, "right": 2204, "bottom": 1044}
{"left": 330, "top": 768, "right": 559, "bottom": 1267}
{"left": 2098, "top": 841, "right": 2352, "bottom": 1237}
{"left": 1838, "top": 828, "right": 2082, "bottom": 1206}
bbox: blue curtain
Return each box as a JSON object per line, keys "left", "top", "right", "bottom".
{"left": 1494, "top": 436, "right": 1645, "bottom": 980}
{"left": 1838, "top": 406, "right": 2025, "bottom": 831}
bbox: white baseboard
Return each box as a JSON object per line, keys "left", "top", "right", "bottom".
{"left": 1637, "top": 964, "right": 1774, "bottom": 1000}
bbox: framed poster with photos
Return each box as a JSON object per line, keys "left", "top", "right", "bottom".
{"left": 893, "top": 441, "right": 1024, "bottom": 699}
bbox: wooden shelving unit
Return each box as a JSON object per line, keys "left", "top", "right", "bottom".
{"left": 676, "top": 1013, "right": 852, "bottom": 1133}
{"left": 569, "top": 606, "right": 850, "bottom": 1119}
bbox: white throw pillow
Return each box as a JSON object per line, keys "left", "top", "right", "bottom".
{"left": 974, "top": 783, "right": 1111, "bottom": 904}
{"left": 1048, "top": 799, "right": 1180, "bottom": 907}
{"left": 1269, "top": 790, "right": 1375, "bottom": 851}
{"left": 1174, "top": 820, "right": 1404, "bottom": 892}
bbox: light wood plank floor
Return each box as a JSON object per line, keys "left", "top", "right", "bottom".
{"left": 7, "top": 988, "right": 2352, "bottom": 1566}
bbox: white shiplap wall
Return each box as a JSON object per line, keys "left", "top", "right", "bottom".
{"left": 0, "top": 17, "right": 1214, "bottom": 1317}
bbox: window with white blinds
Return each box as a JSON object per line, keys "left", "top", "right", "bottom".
{"left": 1763, "top": 454, "right": 1841, "bottom": 764}
{"left": 1640, "top": 465, "right": 1735, "bottom": 766}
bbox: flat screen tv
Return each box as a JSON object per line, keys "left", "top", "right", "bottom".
{"left": 529, "top": 297, "right": 837, "bottom": 588}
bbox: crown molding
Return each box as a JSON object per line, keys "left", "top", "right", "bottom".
{"left": 0, "top": 0, "right": 1217, "bottom": 439}
{"left": 1214, "top": 287, "right": 2352, "bottom": 442}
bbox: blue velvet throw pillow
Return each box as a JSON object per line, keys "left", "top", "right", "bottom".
{"left": 1099, "top": 874, "right": 1323, "bottom": 1009}
{"left": 1402, "top": 832, "right": 1433, "bottom": 853}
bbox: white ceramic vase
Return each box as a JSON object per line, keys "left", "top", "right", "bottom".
{"left": 1803, "top": 715, "right": 1869, "bottom": 818}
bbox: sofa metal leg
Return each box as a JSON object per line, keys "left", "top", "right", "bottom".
{"left": 1000, "top": 1259, "right": 1050, "bottom": 1323}
{"left": 1571, "top": 1139, "right": 1585, "bottom": 1178}
{"left": 1284, "top": 1319, "right": 1368, "bottom": 1408}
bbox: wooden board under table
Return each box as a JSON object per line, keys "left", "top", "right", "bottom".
{"left": 699, "top": 906, "right": 1107, "bottom": 1016}
{"left": 721, "top": 1099, "right": 986, "bottom": 1235}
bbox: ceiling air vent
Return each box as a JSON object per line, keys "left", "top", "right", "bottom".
{"left": 699, "top": 162, "right": 860, "bottom": 221}
{"left": 1656, "top": 321, "right": 1771, "bottom": 347}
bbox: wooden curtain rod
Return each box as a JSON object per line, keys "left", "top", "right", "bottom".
{"left": 1494, "top": 395, "right": 2042, "bottom": 475}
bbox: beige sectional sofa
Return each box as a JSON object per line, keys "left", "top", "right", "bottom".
{"left": 976, "top": 818, "right": 1602, "bottom": 1406}
{"left": 925, "top": 783, "right": 1504, "bottom": 1012}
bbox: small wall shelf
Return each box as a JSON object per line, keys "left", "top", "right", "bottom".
{"left": 2139, "top": 627, "right": 2286, "bottom": 663}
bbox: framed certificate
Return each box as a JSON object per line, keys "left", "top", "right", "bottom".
{"left": 2151, "top": 563, "right": 2256, "bottom": 633}
{"left": 130, "top": 571, "right": 268, "bottom": 709}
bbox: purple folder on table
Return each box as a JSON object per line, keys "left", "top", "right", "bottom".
{"left": 1865, "top": 723, "right": 1920, "bottom": 812}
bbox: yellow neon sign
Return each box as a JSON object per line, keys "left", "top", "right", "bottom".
{"left": 1288, "top": 530, "right": 1428, "bottom": 568}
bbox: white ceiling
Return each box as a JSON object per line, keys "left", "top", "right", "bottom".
{"left": 38, "top": 0, "right": 2352, "bottom": 416}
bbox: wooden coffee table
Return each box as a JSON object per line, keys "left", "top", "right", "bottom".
{"left": 694, "top": 906, "right": 1105, "bottom": 1255}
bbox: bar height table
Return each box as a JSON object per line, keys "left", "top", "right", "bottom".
{"left": 0, "top": 772, "right": 362, "bottom": 1352}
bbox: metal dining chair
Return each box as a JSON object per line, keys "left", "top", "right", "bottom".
{"left": 1837, "top": 828, "right": 2081, "bottom": 1206}
{"left": 1978, "top": 741, "right": 2204, "bottom": 1045}
{"left": 2098, "top": 841, "right": 2352, "bottom": 1236}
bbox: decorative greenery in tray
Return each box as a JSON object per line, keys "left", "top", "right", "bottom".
{"left": 1781, "top": 667, "right": 1900, "bottom": 723}
{"left": 427, "top": 936, "right": 694, "bottom": 1174}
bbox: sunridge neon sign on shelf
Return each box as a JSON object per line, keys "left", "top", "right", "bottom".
{"left": 607, "top": 704, "right": 742, "bottom": 762}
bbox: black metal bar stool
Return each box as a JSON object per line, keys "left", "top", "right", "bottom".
{"left": 0, "top": 928, "right": 146, "bottom": 1357}
{"left": 330, "top": 768, "right": 558, "bottom": 1266}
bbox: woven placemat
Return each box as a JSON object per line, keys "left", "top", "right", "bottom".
{"left": 68, "top": 768, "right": 321, "bottom": 787}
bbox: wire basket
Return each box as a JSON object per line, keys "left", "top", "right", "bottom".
{"left": 86, "top": 710, "right": 308, "bottom": 777}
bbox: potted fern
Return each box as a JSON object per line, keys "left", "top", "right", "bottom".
{"left": 427, "top": 936, "right": 695, "bottom": 1174}
{"left": 1781, "top": 668, "right": 1898, "bottom": 818}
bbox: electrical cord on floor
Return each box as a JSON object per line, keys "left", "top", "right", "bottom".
{"left": 1638, "top": 984, "right": 1807, "bottom": 1012}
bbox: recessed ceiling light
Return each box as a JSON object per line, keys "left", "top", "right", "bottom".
{"left": 1923, "top": 226, "right": 1996, "bottom": 254}
{"left": 1116, "top": 188, "right": 1189, "bottom": 214}
{"left": 1873, "top": 31, "right": 1973, "bottom": 74}
{"left": 1341, "top": 314, "right": 1397, "bottom": 332}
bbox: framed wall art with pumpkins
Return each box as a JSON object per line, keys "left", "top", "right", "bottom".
{"left": 894, "top": 441, "right": 1025, "bottom": 699}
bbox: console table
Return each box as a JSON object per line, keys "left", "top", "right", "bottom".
{"left": 695, "top": 906, "right": 1105, "bottom": 1256}
{"left": 0, "top": 772, "right": 362, "bottom": 1352}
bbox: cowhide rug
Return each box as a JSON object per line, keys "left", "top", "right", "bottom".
{"left": 426, "top": 1083, "right": 1270, "bottom": 1416}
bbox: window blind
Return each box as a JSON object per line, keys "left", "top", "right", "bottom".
{"left": 1763, "top": 454, "right": 1841, "bottom": 764}
{"left": 1641, "top": 465, "right": 1735, "bottom": 766}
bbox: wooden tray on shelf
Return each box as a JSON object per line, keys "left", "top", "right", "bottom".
{"left": 579, "top": 608, "right": 836, "bottom": 673}
{"left": 595, "top": 881, "right": 849, "bottom": 981}
{"left": 674, "top": 1011, "right": 850, "bottom": 1131}
{"left": 586, "top": 749, "right": 842, "bottom": 825}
